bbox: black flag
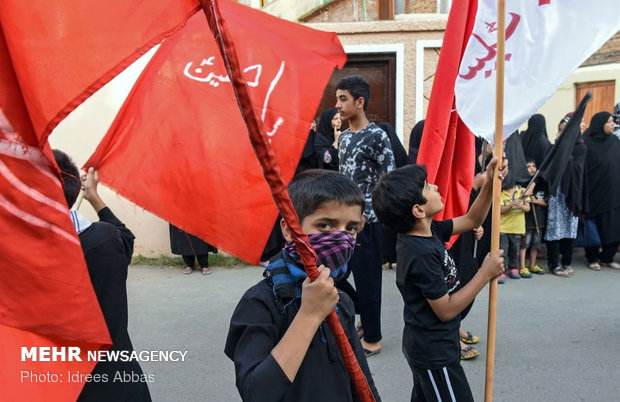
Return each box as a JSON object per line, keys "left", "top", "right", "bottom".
{"left": 537, "top": 93, "right": 592, "bottom": 198}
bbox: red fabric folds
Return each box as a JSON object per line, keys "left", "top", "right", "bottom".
{"left": 0, "top": 26, "right": 110, "bottom": 400}
{"left": 417, "top": 0, "right": 477, "bottom": 245}
{"left": 86, "top": 0, "right": 346, "bottom": 265}
{"left": 0, "top": 0, "right": 200, "bottom": 145}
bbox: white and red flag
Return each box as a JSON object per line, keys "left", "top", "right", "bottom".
{"left": 455, "top": 0, "right": 620, "bottom": 143}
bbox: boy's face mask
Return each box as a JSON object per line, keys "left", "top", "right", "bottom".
{"left": 284, "top": 231, "right": 356, "bottom": 281}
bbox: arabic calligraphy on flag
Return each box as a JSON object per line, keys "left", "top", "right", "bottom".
{"left": 86, "top": 2, "right": 346, "bottom": 264}
{"left": 455, "top": 0, "right": 620, "bottom": 143}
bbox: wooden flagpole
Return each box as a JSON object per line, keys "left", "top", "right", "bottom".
{"left": 485, "top": 0, "right": 506, "bottom": 400}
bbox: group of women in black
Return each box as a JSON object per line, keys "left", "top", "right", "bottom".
{"left": 512, "top": 111, "right": 620, "bottom": 274}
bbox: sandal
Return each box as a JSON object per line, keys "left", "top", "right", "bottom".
{"left": 562, "top": 265, "right": 575, "bottom": 275}
{"left": 508, "top": 269, "right": 521, "bottom": 280}
{"left": 461, "top": 345, "right": 480, "bottom": 360}
{"left": 202, "top": 267, "right": 212, "bottom": 275}
{"left": 363, "top": 347, "right": 381, "bottom": 357}
{"left": 461, "top": 331, "right": 480, "bottom": 345}
{"left": 183, "top": 266, "right": 193, "bottom": 275}
{"left": 530, "top": 264, "right": 545, "bottom": 275}
{"left": 552, "top": 267, "right": 569, "bottom": 277}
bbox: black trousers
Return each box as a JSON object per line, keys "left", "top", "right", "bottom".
{"left": 409, "top": 359, "right": 474, "bottom": 402}
{"left": 546, "top": 238, "right": 574, "bottom": 270}
{"left": 499, "top": 233, "right": 521, "bottom": 269}
{"left": 585, "top": 242, "right": 619, "bottom": 264}
{"left": 348, "top": 222, "right": 384, "bottom": 343}
{"left": 182, "top": 254, "right": 209, "bottom": 268}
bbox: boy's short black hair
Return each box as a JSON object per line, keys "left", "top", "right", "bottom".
{"left": 526, "top": 158, "right": 536, "bottom": 166}
{"left": 53, "top": 149, "right": 81, "bottom": 208}
{"left": 288, "top": 169, "right": 365, "bottom": 222}
{"left": 372, "top": 164, "right": 428, "bottom": 233}
{"left": 336, "top": 75, "right": 370, "bottom": 111}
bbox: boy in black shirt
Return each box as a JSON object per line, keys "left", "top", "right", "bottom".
{"left": 372, "top": 161, "right": 505, "bottom": 402}
{"left": 225, "top": 170, "right": 381, "bottom": 402}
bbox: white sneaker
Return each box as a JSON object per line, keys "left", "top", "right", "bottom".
{"left": 587, "top": 262, "right": 601, "bottom": 271}
{"left": 600, "top": 262, "right": 620, "bottom": 270}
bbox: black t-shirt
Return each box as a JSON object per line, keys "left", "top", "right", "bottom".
{"left": 224, "top": 278, "right": 381, "bottom": 402}
{"left": 396, "top": 219, "right": 461, "bottom": 369}
{"left": 525, "top": 188, "right": 547, "bottom": 230}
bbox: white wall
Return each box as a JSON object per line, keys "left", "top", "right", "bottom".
{"left": 531, "top": 63, "right": 620, "bottom": 140}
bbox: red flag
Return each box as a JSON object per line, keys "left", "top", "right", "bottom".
{"left": 0, "top": 28, "right": 110, "bottom": 400}
{"left": 0, "top": 0, "right": 200, "bottom": 145}
{"left": 417, "top": 0, "right": 477, "bottom": 237}
{"left": 200, "top": 1, "right": 373, "bottom": 399}
{"left": 86, "top": 1, "right": 346, "bottom": 264}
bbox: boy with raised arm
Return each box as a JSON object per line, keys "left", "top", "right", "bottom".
{"left": 372, "top": 158, "right": 506, "bottom": 402}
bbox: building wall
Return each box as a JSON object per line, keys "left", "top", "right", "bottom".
{"left": 307, "top": 15, "right": 447, "bottom": 148}
{"left": 406, "top": 0, "right": 436, "bottom": 14}
{"left": 583, "top": 32, "right": 620, "bottom": 67}
{"left": 262, "top": 0, "right": 326, "bottom": 21}
{"left": 301, "top": 0, "right": 379, "bottom": 23}
{"left": 534, "top": 63, "right": 620, "bottom": 140}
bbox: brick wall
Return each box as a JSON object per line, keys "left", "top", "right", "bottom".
{"left": 301, "top": 0, "right": 378, "bottom": 23}
{"left": 583, "top": 32, "right": 620, "bottom": 67}
{"left": 405, "top": 0, "right": 436, "bottom": 14}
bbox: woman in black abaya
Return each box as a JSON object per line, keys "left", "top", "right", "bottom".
{"left": 583, "top": 111, "right": 620, "bottom": 270}
{"left": 169, "top": 225, "right": 218, "bottom": 275}
{"left": 314, "top": 108, "right": 341, "bottom": 171}
{"left": 521, "top": 114, "right": 551, "bottom": 168}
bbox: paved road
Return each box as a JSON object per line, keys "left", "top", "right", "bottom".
{"left": 127, "top": 250, "right": 620, "bottom": 401}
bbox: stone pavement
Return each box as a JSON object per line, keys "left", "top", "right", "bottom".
{"left": 127, "top": 250, "right": 620, "bottom": 401}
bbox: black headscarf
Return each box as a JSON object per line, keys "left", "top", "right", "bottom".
{"left": 521, "top": 114, "right": 551, "bottom": 168}
{"left": 584, "top": 111, "right": 620, "bottom": 217}
{"left": 407, "top": 120, "right": 425, "bottom": 164}
{"left": 377, "top": 122, "right": 408, "bottom": 168}
{"left": 316, "top": 108, "right": 338, "bottom": 143}
{"left": 314, "top": 108, "right": 339, "bottom": 170}
{"left": 475, "top": 137, "right": 493, "bottom": 175}
{"left": 502, "top": 131, "right": 530, "bottom": 190}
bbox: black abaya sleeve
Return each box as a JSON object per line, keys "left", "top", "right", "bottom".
{"left": 97, "top": 206, "right": 135, "bottom": 263}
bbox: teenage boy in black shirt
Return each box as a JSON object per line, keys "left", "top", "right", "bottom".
{"left": 336, "top": 75, "right": 395, "bottom": 356}
{"left": 372, "top": 160, "right": 506, "bottom": 402}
